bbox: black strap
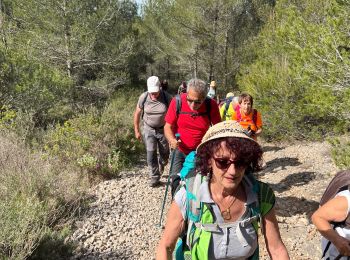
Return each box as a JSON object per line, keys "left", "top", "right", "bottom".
{"left": 333, "top": 254, "right": 350, "bottom": 260}
{"left": 161, "top": 90, "right": 170, "bottom": 107}
{"left": 175, "top": 94, "right": 212, "bottom": 122}
{"left": 252, "top": 109, "right": 258, "bottom": 128}
{"left": 322, "top": 240, "right": 332, "bottom": 258}
{"left": 223, "top": 97, "right": 233, "bottom": 119}
{"left": 141, "top": 92, "right": 148, "bottom": 119}
{"left": 334, "top": 254, "right": 342, "bottom": 260}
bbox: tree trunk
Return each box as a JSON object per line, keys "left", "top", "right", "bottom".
{"left": 209, "top": 4, "right": 218, "bottom": 82}
{"left": 63, "top": 0, "right": 72, "bottom": 78}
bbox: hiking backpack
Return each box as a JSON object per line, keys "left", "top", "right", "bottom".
{"left": 175, "top": 94, "right": 212, "bottom": 123}
{"left": 174, "top": 151, "right": 275, "bottom": 260}
{"left": 222, "top": 96, "right": 234, "bottom": 119}
{"left": 140, "top": 91, "right": 170, "bottom": 119}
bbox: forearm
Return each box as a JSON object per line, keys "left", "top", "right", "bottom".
{"left": 268, "top": 242, "right": 290, "bottom": 260}
{"left": 312, "top": 215, "right": 340, "bottom": 244}
{"left": 156, "top": 244, "right": 174, "bottom": 260}
{"left": 133, "top": 110, "right": 141, "bottom": 134}
{"left": 156, "top": 202, "right": 184, "bottom": 260}
{"left": 263, "top": 208, "right": 290, "bottom": 260}
{"left": 164, "top": 123, "right": 176, "bottom": 143}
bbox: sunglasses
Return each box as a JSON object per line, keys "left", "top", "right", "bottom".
{"left": 186, "top": 97, "right": 203, "bottom": 105}
{"left": 213, "top": 157, "right": 246, "bottom": 170}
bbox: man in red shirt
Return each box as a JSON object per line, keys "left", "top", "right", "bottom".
{"left": 164, "top": 78, "right": 221, "bottom": 197}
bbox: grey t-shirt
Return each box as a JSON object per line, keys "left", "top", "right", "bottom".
{"left": 175, "top": 176, "right": 258, "bottom": 259}
{"left": 137, "top": 91, "right": 172, "bottom": 128}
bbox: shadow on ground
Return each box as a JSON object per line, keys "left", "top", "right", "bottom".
{"left": 275, "top": 195, "right": 319, "bottom": 217}
{"left": 262, "top": 145, "right": 285, "bottom": 153}
{"left": 70, "top": 249, "right": 132, "bottom": 260}
{"left": 261, "top": 157, "right": 302, "bottom": 174}
{"left": 268, "top": 171, "right": 316, "bottom": 193}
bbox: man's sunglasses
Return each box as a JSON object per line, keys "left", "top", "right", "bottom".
{"left": 186, "top": 97, "right": 204, "bottom": 105}
{"left": 213, "top": 157, "right": 246, "bottom": 170}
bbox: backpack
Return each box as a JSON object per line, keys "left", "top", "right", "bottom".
{"left": 175, "top": 94, "right": 212, "bottom": 123}
{"left": 140, "top": 91, "right": 170, "bottom": 119}
{"left": 221, "top": 96, "right": 234, "bottom": 120}
{"left": 174, "top": 152, "right": 275, "bottom": 260}
{"left": 319, "top": 170, "right": 350, "bottom": 259}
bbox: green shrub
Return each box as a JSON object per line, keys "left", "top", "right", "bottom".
{"left": 0, "top": 130, "right": 88, "bottom": 259}
{"left": 43, "top": 87, "right": 144, "bottom": 179}
{"left": 237, "top": 0, "right": 350, "bottom": 141}
{"left": 329, "top": 136, "right": 350, "bottom": 169}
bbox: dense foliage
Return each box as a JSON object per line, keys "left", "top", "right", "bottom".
{"left": 237, "top": 0, "right": 350, "bottom": 141}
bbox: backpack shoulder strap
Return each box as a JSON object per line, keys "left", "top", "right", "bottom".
{"left": 185, "top": 173, "right": 204, "bottom": 248}
{"left": 252, "top": 109, "right": 258, "bottom": 127}
{"left": 175, "top": 94, "right": 181, "bottom": 117}
{"left": 223, "top": 98, "right": 231, "bottom": 119}
{"left": 162, "top": 90, "right": 170, "bottom": 108}
{"left": 140, "top": 92, "right": 148, "bottom": 119}
{"left": 205, "top": 97, "right": 212, "bottom": 123}
{"left": 320, "top": 170, "right": 350, "bottom": 206}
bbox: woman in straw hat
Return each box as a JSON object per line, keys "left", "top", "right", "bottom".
{"left": 156, "top": 121, "right": 289, "bottom": 259}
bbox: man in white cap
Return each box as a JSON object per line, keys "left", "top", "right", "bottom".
{"left": 134, "top": 76, "right": 172, "bottom": 187}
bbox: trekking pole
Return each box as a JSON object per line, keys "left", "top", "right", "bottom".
{"left": 158, "top": 133, "right": 180, "bottom": 228}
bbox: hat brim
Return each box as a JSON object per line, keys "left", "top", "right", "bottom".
{"left": 148, "top": 86, "right": 160, "bottom": 93}
{"left": 196, "top": 129, "right": 257, "bottom": 153}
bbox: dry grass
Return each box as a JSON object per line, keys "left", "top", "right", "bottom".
{"left": 0, "top": 130, "right": 88, "bottom": 259}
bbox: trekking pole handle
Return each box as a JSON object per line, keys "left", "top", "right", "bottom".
{"left": 170, "top": 133, "right": 180, "bottom": 150}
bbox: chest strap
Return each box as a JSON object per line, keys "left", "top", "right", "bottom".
{"left": 194, "top": 214, "right": 260, "bottom": 247}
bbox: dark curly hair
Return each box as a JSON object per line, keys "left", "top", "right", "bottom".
{"left": 196, "top": 137, "right": 263, "bottom": 176}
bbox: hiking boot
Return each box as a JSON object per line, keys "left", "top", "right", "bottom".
{"left": 149, "top": 180, "right": 160, "bottom": 187}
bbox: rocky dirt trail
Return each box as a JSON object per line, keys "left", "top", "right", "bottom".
{"left": 68, "top": 141, "right": 339, "bottom": 260}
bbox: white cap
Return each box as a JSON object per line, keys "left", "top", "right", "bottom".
{"left": 147, "top": 76, "right": 160, "bottom": 93}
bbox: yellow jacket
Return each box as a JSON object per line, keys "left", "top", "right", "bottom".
{"left": 220, "top": 102, "right": 235, "bottom": 121}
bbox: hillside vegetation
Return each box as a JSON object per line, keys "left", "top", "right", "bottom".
{"left": 0, "top": 0, "right": 349, "bottom": 258}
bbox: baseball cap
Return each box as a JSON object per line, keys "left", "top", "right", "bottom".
{"left": 147, "top": 76, "right": 160, "bottom": 93}
{"left": 226, "top": 92, "right": 234, "bottom": 98}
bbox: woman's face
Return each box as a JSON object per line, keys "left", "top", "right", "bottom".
{"left": 240, "top": 98, "right": 252, "bottom": 114}
{"left": 209, "top": 141, "right": 247, "bottom": 192}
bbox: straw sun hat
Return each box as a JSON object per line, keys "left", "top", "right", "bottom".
{"left": 196, "top": 120, "right": 257, "bottom": 152}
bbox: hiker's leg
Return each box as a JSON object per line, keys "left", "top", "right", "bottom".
{"left": 170, "top": 149, "right": 186, "bottom": 198}
{"left": 144, "top": 127, "right": 160, "bottom": 185}
{"left": 156, "top": 129, "right": 170, "bottom": 174}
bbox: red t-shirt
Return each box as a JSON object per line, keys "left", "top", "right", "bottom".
{"left": 165, "top": 93, "right": 221, "bottom": 154}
